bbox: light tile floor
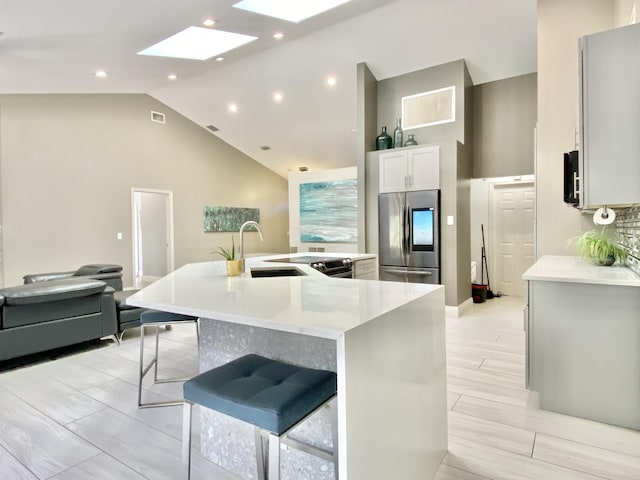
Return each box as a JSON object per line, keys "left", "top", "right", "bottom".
{"left": 0, "top": 296, "right": 638, "bottom": 479}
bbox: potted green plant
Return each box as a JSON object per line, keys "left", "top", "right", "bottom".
{"left": 569, "top": 227, "right": 628, "bottom": 266}
{"left": 212, "top": 237, "right": 242, "bottom": 276}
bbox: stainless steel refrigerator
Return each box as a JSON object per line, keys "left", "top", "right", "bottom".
{"left": 378, "top": 189, "right": 440, "bottom": 284}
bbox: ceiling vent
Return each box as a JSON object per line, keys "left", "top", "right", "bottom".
{"left": 151, "top": 111, "right": 166, "bottom": 124}
{"left": 206, "top": 125, "right": 219, "bottom": 132}
{"left": 260, "top": 145, "right": 271, "bottom": 150}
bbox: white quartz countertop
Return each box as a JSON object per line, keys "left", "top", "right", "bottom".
{"left": 126, "top": 253, "right": 439, "bottom": 340}
{"left": 523, "top": 255, "right": 640, "bottom": 287}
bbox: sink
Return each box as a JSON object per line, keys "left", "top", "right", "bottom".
{"left": 250, "top": 267, "right": 307, "bottom": 278}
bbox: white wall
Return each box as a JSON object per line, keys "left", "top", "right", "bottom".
{"left": 615, "top": 0, "right": 638, "bottom": 25}
{"left": 139, "top": 191, "right": 168, "bottom": 278}
{"left": 536, "top": 0, "right": 614, "bottom": 257}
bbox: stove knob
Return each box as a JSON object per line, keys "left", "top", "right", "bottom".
{"left": 343, "top": 259, "right": 353, "bottom": 268}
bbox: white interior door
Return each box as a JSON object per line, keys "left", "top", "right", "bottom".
{"left": 491, "top": 183, "right": 535, "bottom": 296}
{"left": 132, "top": 189, "right": 174, "bottom": 286}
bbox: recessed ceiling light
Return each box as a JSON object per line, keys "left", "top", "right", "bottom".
{"left": 327, "top": 76, "right": 337, "bottom": 87}
{"left": 215, "top": 56, "right": 225, "bottom": 62}
{"left": 228, "top": 103, "right": 238, "bottom": 113}
{"left": 273, "top": 32, "right": 285, "bottom": 40}
{"left": 94, "top": 70, "right": 108, "bottom": 78}
{"left": 168, "top": 73, "right": 178, "bottom": 80}
{"left": 137, "top": 26, "right": 257, "bottom": 61}
{"left": 273, "top": 92, "right": 284, "bottom": 102}
{"left": 233, "top": 0, "right": 352, "bottom": 23}
{"left": 202, "top": 18, "right": 216, "bottom": 27}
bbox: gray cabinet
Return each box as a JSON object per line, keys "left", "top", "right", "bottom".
{"left": 579, "top": 23, "right": 640, "bottom": 207}
{"left": 352, "top": 257, "right": 378, "bottom": 280}
{"left": 527, "top": 278, "right": 640, "bottom": 430}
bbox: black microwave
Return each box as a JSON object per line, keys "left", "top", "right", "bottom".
{"left": 563, "top": 150, "right": 579, "bottom": 206}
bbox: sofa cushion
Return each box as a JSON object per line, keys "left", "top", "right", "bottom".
{"left": 1, "top": 278, "right": 106, "bottom": 306}
{"left": 1, "top": 279, "right": 107, "bottom": 329}
{"left": 114, "top": 290, "right": 140, "bottom": 310}
{"left": 74, "top": 264, "right": 123, "bottom": 276}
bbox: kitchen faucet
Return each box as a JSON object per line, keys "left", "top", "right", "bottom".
{"left": 239, "top": 221, "right": 264, "bottom": 272}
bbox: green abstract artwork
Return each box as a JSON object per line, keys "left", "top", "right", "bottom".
{"left": 203, "top": 206, "right": 260, "bottom": 232}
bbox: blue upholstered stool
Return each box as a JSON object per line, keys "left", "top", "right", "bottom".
{"left": 182, "top": 354, "right": 338, "bottom": 480}
{"left": 138, "top": 310, "right": 199, "bottom": 409}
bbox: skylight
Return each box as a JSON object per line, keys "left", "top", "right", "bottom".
{"left": 232, "top": 0, "right": 352, "bottom": 23}
{"left": 138, "top": 27, "right": 257, "bottom": 61}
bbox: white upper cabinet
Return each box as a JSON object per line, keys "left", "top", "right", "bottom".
{"left": 580, "top": 23, "right": 640, "bottom": 207}
{"left": 379, "top": 145, "right": 439, "bottom": 193}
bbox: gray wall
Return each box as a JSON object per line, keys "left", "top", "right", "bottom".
{"left": 473, "top": 73, "right": 537, "bottom": 178}
{"left": 377, "top": 60, "right": 469, "bottom": 148}
{"left": 356, "top": 63, "right": 379, "bottom": 254}
{"left": 359, "top": 60, "right": 472, "bottom": 307}
{"left": 0, "top": 94, "right": 289, "bottom": 287}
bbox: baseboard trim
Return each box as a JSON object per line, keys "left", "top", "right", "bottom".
{"left": 445, "top": 297, "right": 474, "bottom": 318}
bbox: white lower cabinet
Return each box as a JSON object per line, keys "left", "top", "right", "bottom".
{"left": 353, "top": 257, "right": 378, "bottom": 280}
{"left": 527, "top": 279, "right": 640, "bottom": 430}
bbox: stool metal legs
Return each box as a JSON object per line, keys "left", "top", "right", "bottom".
{"left": 268, "top": 433, "right": 281, "bottom": 480}
{"left": 182, "top": 402, "right": 193, "bottom": 480}
{"left": 182, "top": 398, "right": 339, "bottom": 479}
{"left": 138, "top": 319, "right": 199, "bottom": 409}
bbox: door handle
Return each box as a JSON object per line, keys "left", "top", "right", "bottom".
{"left": 404, "top": 205, "right": 410, "bottom": 254}
{"left": 384, "top": 269, "right": 433, "bottom": 276}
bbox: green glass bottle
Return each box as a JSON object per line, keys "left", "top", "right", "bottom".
{"left": 393, "top": 118, "right": 403, "bottom": 148}
{"left": 376, "top": 126, "right": 393, "bottom": 150}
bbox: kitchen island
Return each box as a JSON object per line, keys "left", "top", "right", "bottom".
{"left": 127, "top": 253, "right": 447, "bottom": 479}
{"left": 523, "top": 255, "right": 640, "bottom": 430}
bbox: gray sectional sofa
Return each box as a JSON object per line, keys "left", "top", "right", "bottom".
{"left": 23, "top": 263, "right": 147, "bottom": 340}
{"left": 0, "top": 278, "right": 117, "bottom": 362}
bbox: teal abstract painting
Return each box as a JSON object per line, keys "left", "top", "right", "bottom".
{"left": 299, "top": 179, "right": 358, "bottom": 243}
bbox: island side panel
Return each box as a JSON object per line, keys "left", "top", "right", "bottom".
{"left": 198, "top": 318, "right": 338, "bottom": 479}
{"left": 529, "top": 280, "right": 640, "bottom": 429}
{"left": 337, "top": 286, "right": 447, "bottom": 480}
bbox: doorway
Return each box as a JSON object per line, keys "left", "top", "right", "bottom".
{"left": 131, "top": 188, "right": 174, "bottom": 288}
{"left": 490, "top": 182, "right": 535, "bottom": 297}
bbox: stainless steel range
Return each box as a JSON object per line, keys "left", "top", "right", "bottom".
{"left": 265, "top": 256, "right": 353, "bottom": 278}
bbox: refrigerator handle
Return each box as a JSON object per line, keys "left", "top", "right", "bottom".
{"left": 404, "top": 204, "right": 411, "bottom": 256}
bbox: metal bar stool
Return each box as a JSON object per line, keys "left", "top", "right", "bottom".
{"left": 138, "top": 310, "right": 199, "bottom": 409}
{"left": 182, "top": 354, "right": 338, "bottom": 480}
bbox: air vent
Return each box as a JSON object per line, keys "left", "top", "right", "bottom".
{"left": 151, "top": 111, "right": 166, "bottom": 124}
{"left": 206, "top": 125, "right": 219, "bottom": 132}
{"left": 260, "top": 145, "right": 271, "bottom": 150}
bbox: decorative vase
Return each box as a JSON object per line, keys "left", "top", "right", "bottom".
{"left": 597, "top": 255, "right": 616, "bottom": 266}
{"left": 226, "top": 260, "right": 242, "bottom": 276}
{"left": 393, "top": 118, "right": 403, "bottom": 148}
{"left": 404, "top": 134, "right": 417, "bottom": 146}
{"left": 375, "top": 126, "right": 393, "bottom": 150}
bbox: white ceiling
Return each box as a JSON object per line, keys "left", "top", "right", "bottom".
{"left": 0, "top": 0, "right": 537, "bottom": 177}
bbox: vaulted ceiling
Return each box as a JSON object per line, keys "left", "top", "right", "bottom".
{"left": 0, "top": 0, "right": 537, "bottom": 177}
